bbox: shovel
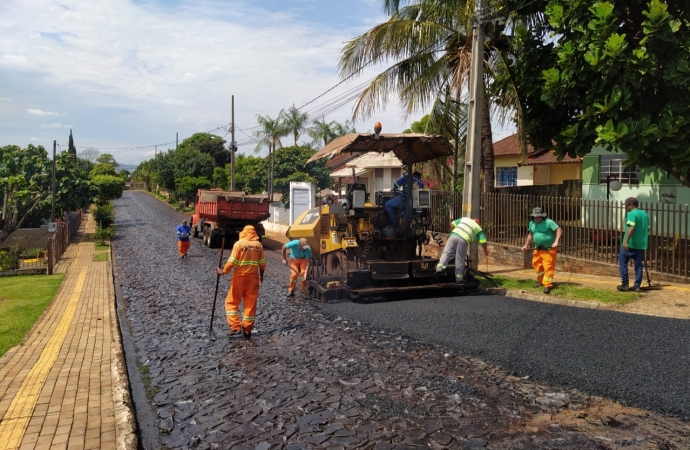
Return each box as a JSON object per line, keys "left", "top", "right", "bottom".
{"left": 209, "top": 238, "right": 226, "bottom": 340}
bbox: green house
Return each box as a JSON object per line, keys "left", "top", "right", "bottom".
{"left": 582, "top": 147, "right": 690, "bottom": 205}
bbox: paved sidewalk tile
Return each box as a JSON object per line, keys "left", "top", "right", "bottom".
{"left": 0, "top": 214, "right": 136, "bottom": 450}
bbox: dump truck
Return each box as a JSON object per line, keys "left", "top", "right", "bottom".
{"left": 190, "top": 189, "right": 271, "bottom": 248}
{"left": 287, "top": 130, "right": 481, "bottom": 301}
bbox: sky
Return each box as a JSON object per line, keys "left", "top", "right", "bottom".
{"left": 0, "top": 0, "right": 514, "bottom": 167}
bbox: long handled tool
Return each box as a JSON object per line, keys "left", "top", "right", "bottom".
{"left": 209, "top": 238, "right": 226, "bottom": 340}
{"left": 287, "top": 262, "right": 306, "bottom": 281}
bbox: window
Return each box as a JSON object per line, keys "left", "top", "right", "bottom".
{"left": 599, "top": 155, "right": 639, "bottom": 185}
{"left": 496, "top": 167, "right": 518, "bottom": 187}
{"left": 374, "top": 168, "right": 384, "bottom": 192}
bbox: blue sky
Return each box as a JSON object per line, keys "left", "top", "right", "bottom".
{"left": 0, "top": 0, "right": 512, "bottom": 166}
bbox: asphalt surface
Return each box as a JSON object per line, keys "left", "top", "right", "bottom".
{"left": 317, "top": 295, "right": 690, "bottom": 417}
{"left": 111, "top": 191, "right": 690, "bottom": 449}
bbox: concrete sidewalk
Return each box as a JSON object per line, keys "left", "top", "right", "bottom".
{"left": 0, "top": 214, "right": 136, "bottom": 450}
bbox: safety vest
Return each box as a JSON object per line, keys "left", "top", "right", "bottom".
{"left": 450, "top": 218, "right": 482, "bottom": 243}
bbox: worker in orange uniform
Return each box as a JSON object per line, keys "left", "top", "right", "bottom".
{"left": 521, "top": 207, "right": 562, "bottom": 294}
{"left": 282, "top": 238, "right": 311, "bottom": 297}
{"left": 176, "top": 219, "right": 192, "bottom": 258}
{"left": 216, "top": 225, "right": 265, "bottom": 339}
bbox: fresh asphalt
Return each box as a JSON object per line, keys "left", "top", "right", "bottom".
{"left": 315, "top": 285, "right": 690, "bottom": 417}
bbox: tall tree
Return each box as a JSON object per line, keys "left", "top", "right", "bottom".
{"left": 307, "top": 117, "right": 337, "bottom": 147}
{"left": 96, "top": 153, "right": 119, "bottom": 168}
{"left": 254, "top": 113, "right": 288, "bottom": 200}
{"left": 79, "top": 148, "right": 100, "bottom": 163}
{"left": 338, "top": 0, "right": 528, "bottom": 194}
{"left": 68, "top": 129, "right": 76, "bottom": 158}
{"left": 178, "top": 132, "right": 230, "bottom": 167}
{"left": 0, "top": 145, "right": 48, "bottom": 243}
{"left": 281, "top": 104, "right": 309, "bottom": 146}
{"left": 509, "top": 0, "right": 690, "bottom": 187}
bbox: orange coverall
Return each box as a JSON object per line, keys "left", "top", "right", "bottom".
{"left": 221, "top": 227, "right": 266, "bottom": 333}
{"left": 178, "top": 240, "right": 190, "bottom": 257}
{"left": 289, "top": 258, "right": 308, "bottom": 294}
{"left": 532, "top": 248, "right": 557, "bottom": 288}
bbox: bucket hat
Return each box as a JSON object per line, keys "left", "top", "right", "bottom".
{"left": 530, "top": 207, "right": 547, "bottom": 218}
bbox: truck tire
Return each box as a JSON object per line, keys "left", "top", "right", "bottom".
{"left": 203, "top": 227, "right": 210, "bottom": 247}
{"left": 193, "top": 224, "right": 199, "bottom": 239}
{"left": 207, "top": 230, "right": 216, "bottom": 249}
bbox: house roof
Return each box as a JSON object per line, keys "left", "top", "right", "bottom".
{"left": 329, "top": 152, "right": 403, "bottom": 178}
{"left": 330, "top": 166, "right": 368, "bottom": 178}
{"left": 493, "top": 134, "right": 581, "bottom": 165}
{"left": 308, "top": 133, "right": 453, "bottom": 165}
{"left": 326, "top": 152, "right": 359, "bottom": 169}
{"left": 519, "top": 149, "right": 581, "bottom": 166}
{"left": 493, "top": 134, "right": 534, "bottom": 156}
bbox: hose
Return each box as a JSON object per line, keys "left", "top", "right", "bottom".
{"left": 432, "top": 231, "right": 445, "bottom": 247}
{"left": 358, "top": 233, "right": 373, "bottom": 266}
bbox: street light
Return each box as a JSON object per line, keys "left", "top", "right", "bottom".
{"left": 606, "top": 174, "right": 622, "bottom": 199}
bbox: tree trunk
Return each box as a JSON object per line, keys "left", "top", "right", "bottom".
{"left": 480, "top": 92, "right": 495, "bottom": 194}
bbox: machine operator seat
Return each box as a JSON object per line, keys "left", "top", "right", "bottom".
{"left": 347, "top": 183, "right": 367, "bottom": 212}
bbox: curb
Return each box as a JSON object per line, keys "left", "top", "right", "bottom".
{"left": 480, "top": 287, "right": 604, "bottom": 310}
{"left": 110, "top": 244, "right": 139, "bottom": 450}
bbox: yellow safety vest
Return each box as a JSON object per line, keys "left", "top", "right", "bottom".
{"left": 450, "top": 218, "right": 483, "bottom": 243}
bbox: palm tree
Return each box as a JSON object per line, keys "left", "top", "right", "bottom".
{"left": 338, "top": 0, "right": 525, "bottom": 194}
{"left": 254, "top": 113, "right": 287, "bottom": 201}
{"left": 307, "top": 117, "right": 337, "bottom": 147}
{"left": 281, "top": 104, "right": 309, "bottom": 146}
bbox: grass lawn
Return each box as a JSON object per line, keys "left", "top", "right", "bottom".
{"left": 145, "top": 191, "right": 195, "bottom": 214}
{"left": 95, "top": 243, "right": 109, "bottom": 251}
{"left": 0, "top": 274, "right": 65, "bottom": 357}
{"left": 481, "top": 275, "right": 639, "bottom": 305}
{"left": 93, "top": 253, "right": 109, "bottom": 262}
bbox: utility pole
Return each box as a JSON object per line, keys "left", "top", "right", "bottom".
{"left": 231, "top": 95, "right": 236, "bottom": 191}
{"left": 51, "top": 140, "right": 56, "bottom": 225}
{"left": 155, "top": 145, "right": 157, "bottom": 157}
{"left": 461, "top": 0, "right": 486, "bottom": 269}
{"left": 176, "top": 132, "right": 178, "bottom": 150}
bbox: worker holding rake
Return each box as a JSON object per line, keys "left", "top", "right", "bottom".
{"left": 216, "top": 225, "right": 265, "bottom": 339}
{"left": 522, "top": 207, "right": 562, "bottom": 294}
{"left": 176, "top": 219, "right": 192, "bottom": 258}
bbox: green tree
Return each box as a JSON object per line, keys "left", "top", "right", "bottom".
{"left": 91, "top": 175, "right": 125, "bottom": 205}
{"left": 229, "top": 154, "right": 265, "bottom": 194}
{"left": 509, "top": 0, "right": 690, "bottom": 187}
{"left": 132, "top": 160, "right": 155, "bottom": 191}
{"left": 178, "top": 132, "right": 230, "bottom": 167}
{"left": 338, "top": 0, "right": 529, "bottom": 193}
{"left": 96, "top": 153, "right": 119, "bottom": 168}
{"left": 281, "top": 104, "right": 309, "bottom": 146}
{"left": 254, "top": 113, "right": 288, "bottom": 200}
{"left": 213, "top": 166, "right": 229, "bottom": 189}
{"left": 307, "top": 117, "right": 337, "bottom": 147}
{"left": 0, "top": 145, "right": 49, "bottom": 243}
{"left": 149, "top": 151, "right": 176, "bottom": 194}
{"left": 170, "top": 148, "right": 214, "bottom": 184}
{"left": 176, "top": 176, "right": 212, "bottom": 206}
{"left": 90, "top": 163, "right": 117, "bottom": 177}
{"left": 118, "top": 169, "right": 131, "bottom": 181}
{"left": 68, "top": 129, "right": 76, "bottom": 158}
{"left": 76, "top": 157, "right": 94, "bottom": 174}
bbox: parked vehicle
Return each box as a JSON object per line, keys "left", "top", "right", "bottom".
{"left": 191, "top": 189, "right": 271, "bottom": 248}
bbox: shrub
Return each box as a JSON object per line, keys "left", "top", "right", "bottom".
{"left": 93, "top": 203, "right": 115, "bottom": 227}
{"left": 91, "top": 175, "right": 125, "bottom": 205}
{"left": 0, "top": 251, "right": 19, "bottom": 271}
{"left": 94, "top": 226, "right": 115, "bottom": 242}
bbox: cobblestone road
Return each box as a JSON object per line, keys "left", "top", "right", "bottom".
{"left": 112, "top": 192, "right": 690, "bottom": 449}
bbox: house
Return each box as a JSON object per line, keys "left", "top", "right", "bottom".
{"left": 329, "top": 152, "right": 404, "bottom": 196}
{"left": 493, "top": 134, "right": 582, "bottom": 187}
{"left": 582, "top": 146, "right": 690, "bottom": 205}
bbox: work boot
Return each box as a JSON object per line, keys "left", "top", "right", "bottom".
{"left": 543, "top": 287, "right": 551, "bottom": 294}
{"left": 243, "top": 331, "right": 252, "bottom": 340}
{"left": 287, "top": 291, "right": 295, "bottom": 297}
{"left": 617, "top": 285, "right": 629, "bottom": 292}
{"left": 632, "top": 286, "right": 641, "bottom": 293}
{"left": 228, "top": 329, "right": 242, "bottom": 337}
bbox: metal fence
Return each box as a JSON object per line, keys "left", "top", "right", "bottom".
{"left": 47, "top": 210, "right": 83, "bottom": 274}
{"left": 481, "top": 193, "right": 689, "bottom": 278}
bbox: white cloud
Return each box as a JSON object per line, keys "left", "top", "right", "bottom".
{"left": 0, "top": 0, "right": 424, "bottom": 161}
{"left": 27, "top": 108, "right": 60, "bottom": 116}
{"left": 40, "top": 123, "right": 67, "bottom": 128}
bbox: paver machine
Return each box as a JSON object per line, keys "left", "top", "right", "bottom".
{"left": 287, "top": 129, "right": 480, "bottom": 301}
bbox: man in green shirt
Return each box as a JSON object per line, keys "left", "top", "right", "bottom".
{"left": 618, "top": 197, "right": 650, "bottom": 292}
{"left": 521, "top": 207, "right": 562, "bottom": 294}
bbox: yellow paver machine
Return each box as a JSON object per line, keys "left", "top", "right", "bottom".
{"left": 287, "top": 127, "right": 481, "bottom": 301}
